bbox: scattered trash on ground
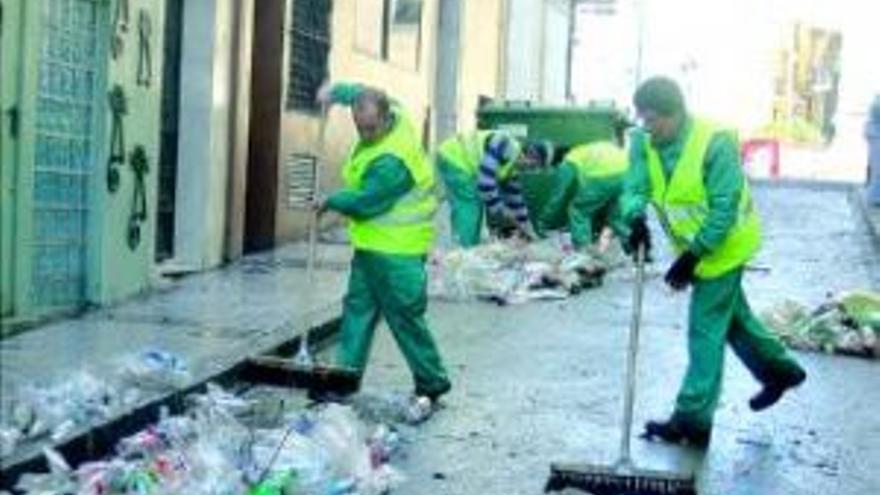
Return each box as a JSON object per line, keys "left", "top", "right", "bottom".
{"left": 763, "top": 290, "right": 880, "bottom": 358}
{"left": 428, "top": 235, "right": 625, "bottom": 304}
{"left": 350, "top": 391, "right": 440, "bottom": 426}
{"left": 12, "top": 384, "right": 406, "bottom": 495}
{"left": 1, "top": 348, "right": 190, "bottom": 458}
{"left": 119, "top": 348, "right": 192, "bottom": 391}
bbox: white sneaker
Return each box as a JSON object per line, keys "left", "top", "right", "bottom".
{"left": 404, "top": 395, "right": 434, "bottom": 424}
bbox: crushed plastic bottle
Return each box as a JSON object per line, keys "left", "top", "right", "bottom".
{"left": 247, "top": 469, "right": 297, "bottom": 495}
{"left": 7, "top": 385, "right": 407, "bottom": 495}
{"left": 0, "top": 427, "right": 22, "bottom": 457}
{"left": 120, "top": 348, "right": 191, "bottom": 391}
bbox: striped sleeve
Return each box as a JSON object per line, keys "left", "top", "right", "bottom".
{"left": 501, "top": 179, "right": 530, "bottom": 225}
{"left": 477, "top": 133, "right": 512, "bottom": 215}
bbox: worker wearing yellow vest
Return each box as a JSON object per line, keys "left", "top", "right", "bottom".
{"left": 436, "top": 131, "right": 552, "bottom": 246}
{"left": 621, "top": 77, "right": 806, "bottom": 448}
{"left": 537, "top": 141, "right": 630, "bottom": 251}
{"left": 315, "top": 82, "right": 451, "bottom": 408}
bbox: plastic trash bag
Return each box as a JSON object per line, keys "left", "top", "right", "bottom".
{"left": 119, "top": 348, "right": 191, "bottom": 391}
{"left": 429, "top": 235, "right": 611, "bottom": 304}
{"left": 350, "top": 391, "right": 436, "bottom": 426}
{"left": 763, "top": 290, "right": 880, "bottom": 358}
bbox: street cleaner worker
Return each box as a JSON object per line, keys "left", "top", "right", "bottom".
{"left": 537, "top": 140, "right": 630, "bottom": 252}
{"left": 436, "top": 130, "right": 553, "bottom": 246}
{"left": 622, "top": 76, "right": 806, "bottom": 448}
{"left": 314, "top": 81, "right": 451, "bottom": 416}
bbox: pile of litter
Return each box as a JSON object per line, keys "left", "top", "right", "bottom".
{"left": 1, "top": 348, "right": 191, "bottom": 458}
{"left": 10, "top": 385, "right": 406, "bottom": 495}
{"left": 762, "top": 290, "right": 880, "bottom": 358}
{"left": 428, "top": 235, "right": 625, "bottom": 305}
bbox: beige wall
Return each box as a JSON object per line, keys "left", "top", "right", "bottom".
{"left": 274, "top": 0, "right": 439, "bottom": 241}
{"left": 456, "top": 0, "right": 507, "bottom": 134}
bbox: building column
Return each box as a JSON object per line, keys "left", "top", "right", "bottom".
{"left": 174, "top": 0, "right": 234, "bottom": 270}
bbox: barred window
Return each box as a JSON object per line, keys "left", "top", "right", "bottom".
{"left": 286, "top": 0, "right": 332, "bottom": 112}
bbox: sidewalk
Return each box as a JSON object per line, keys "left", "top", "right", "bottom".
{"left": 1, "top": 240, "right": 353, "bottom": 470}
{"left": 0, "top": 204, "right": 456, "bottom": 478}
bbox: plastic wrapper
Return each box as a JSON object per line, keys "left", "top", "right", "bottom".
{"left": 247, "top": 469, "right": 297, "bottom": 495}
{"left": 8, "top": 385, "right": 406, "bottom": 495}
{"left": 1, "top": 371, "right": 136, "bottom": 457}
{"left": 429, "top": 235, "right": 611, "bottom": 304}
{"left": 119, "top": 348, "right": 192, "bottom": 391}
{"left": 14, "top": 448, "right": 77, "bottom": 495}
{"left": 0, "top": 426, "right": 22, "bottom": 457}
{"left": 351, "top": 391, "right": 431, "bottom": 425}
{"left": 763, "top": 290, "right": 880, "bottom": 358}
{"left": 251, "top": 426, "right": 330, "bottom": 494}
{"left": 839, "top": 290, "right": 880, "bottom": 330}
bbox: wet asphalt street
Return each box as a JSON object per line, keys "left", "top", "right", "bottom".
{"left": 351, "top": 183, "right": 880, "bottom": 495}
{"left": 1, "top": 182, "right": 877, "bottom": 495}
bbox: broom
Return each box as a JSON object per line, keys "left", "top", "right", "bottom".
{"left": 283, "top": 108, "right": 359, "bottom": 395}
{"left": 544, "top": 246, "right": 697, "bottom": 495}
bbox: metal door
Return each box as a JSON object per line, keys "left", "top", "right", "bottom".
{"left": 31, "top": 0, "right": 106, "bottom": 309}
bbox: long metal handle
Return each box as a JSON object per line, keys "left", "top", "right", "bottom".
{"left": 294, "top": 208, "right": 318, "bottom": 365}
{"left": 306, "top": 206, "right": 318, "bottom": 284}
{"left": 618, "top": 245, "right": 646, "bottom": 466}
{"left": 308, "top": 110, "right": 325, "bottom": 287}
{"left": 294, "top": 157, "right": 320, "bottom": 367}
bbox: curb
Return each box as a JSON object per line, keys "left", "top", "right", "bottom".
{"left": 848, "top": 185, "right": 880, "bottom": 252}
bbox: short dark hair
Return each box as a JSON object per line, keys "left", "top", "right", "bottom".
{"left": 355, "top": 88, "right": 391, "bottom": 118}
{"left": 523, "top": 139, "right": 555, "bottom": 167}
{"left": 633, "top": 76, "right": 686, "bottom": 117}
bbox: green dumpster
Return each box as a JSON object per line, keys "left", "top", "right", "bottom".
{"left": 476, "top": 102, "right": 629, "bottom": 230}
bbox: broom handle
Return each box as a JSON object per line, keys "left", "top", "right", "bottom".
{"left": 301, "top": 161, "right": 320, "bottom": 350}
{"left": 310, "top": 104, "right": 327, "bottom": 284}
{"left": 618, "top": 245, "right": 645, "bottom": 466}
{"left": 300, "top": 109, "right": 327, "bottom": 355}
{"left": 306, "top": 183, "right": 318, "bottom": 285}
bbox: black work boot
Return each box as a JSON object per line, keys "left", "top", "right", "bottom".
{"left": 641, "top": 417, "right": 711, "bottom": 448}
{"left": 749, "top": 367, "right": 807, "bottom": 412}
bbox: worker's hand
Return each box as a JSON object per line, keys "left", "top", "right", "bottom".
{"left": 310, "top": 195, "right": 329, "bottom": 215}
{"left": 486, "top": 210, "right": 508, "bottom": 240}
{"left": 627, "top": 215, "right": 652, "bottom": 259}
{"left": 513, "top": 223, "right": 536, "bottom": 243}
{"left": 664, "top": 251, "right": 699, "bottom": 290}
{"left": 315, "top": 80, "right": 333, "bottom": 107}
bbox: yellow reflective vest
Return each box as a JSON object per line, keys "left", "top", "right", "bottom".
{"left": 438, "top": 130, "right": 520, "bottom": 181}
{"left": 566, "top": 141, "right": 628, "bottom": 179}
{"left": 342, "top": 108, "right": 438, "bottom": 255}
{"left": 645, "top": 118, "right": 761, "bottom": 278}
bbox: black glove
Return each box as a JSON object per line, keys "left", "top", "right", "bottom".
{"left": 627, "top": 215, "right": 652, "bottom": 258}
{"left": 514, "top": 223, "right": 536, "bottom": 242}
{"left": 665, "top": 251, "right": 699, "bottom": 290}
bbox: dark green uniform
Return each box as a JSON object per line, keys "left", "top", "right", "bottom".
{"left": 622, "top": 119, "right": 804, "bottom": 430}
{"left": 325, "top": 83, "right": 450, "bottom": 398}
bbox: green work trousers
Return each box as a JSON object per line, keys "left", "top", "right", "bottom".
{"left": 673, "top": 268, "right": 804, "bottom": 430}
{"left": 568, "top": 196, "right": 629, "bottom": 249}
{"left": 337, "top": 250, "right": 451, "bottom": 396}
{"left": 437, "top": 156, "right": 483, "bottom": 247}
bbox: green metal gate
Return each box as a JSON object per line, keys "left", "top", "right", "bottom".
{"left": 31, "top": 0, "right": 105, "bottom": 308}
